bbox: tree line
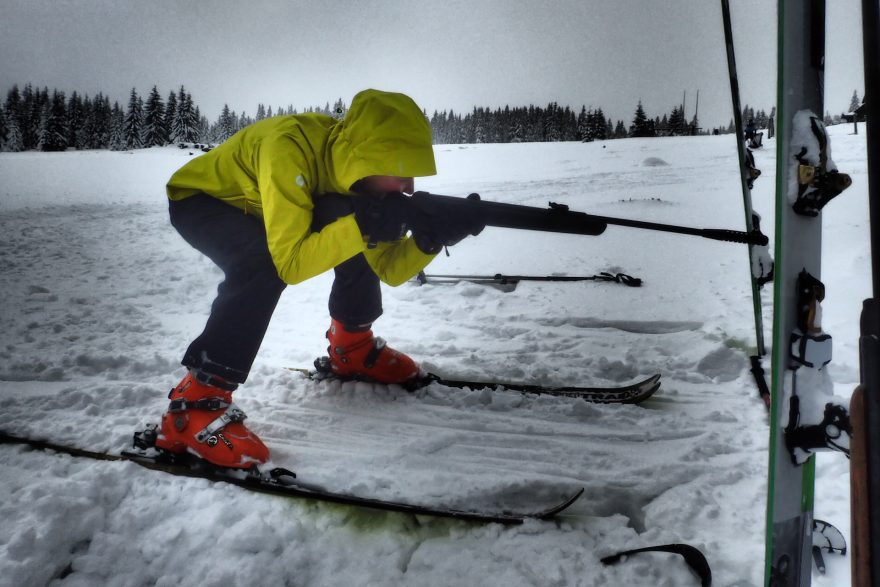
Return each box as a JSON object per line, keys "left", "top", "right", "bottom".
{"left": 0, "top": 82, "right": 794, "bottom": 152}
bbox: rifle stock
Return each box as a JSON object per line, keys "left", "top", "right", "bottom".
{"left": 410, "top": 191, "right": 607, "bottom": 236}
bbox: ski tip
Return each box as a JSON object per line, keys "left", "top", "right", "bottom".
{"left": 537, "top": 487, "right": 585, "bottom": 518}
{"left": 628, "top": 378, "right": 662, "bottom": 404}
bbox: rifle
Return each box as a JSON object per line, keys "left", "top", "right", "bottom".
{"left": 406, "top": 191, "right": 768, "bottom": 246}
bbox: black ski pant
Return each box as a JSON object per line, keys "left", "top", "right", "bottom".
{"left": 169, "top": 194, "right": 382, "bottom": 384}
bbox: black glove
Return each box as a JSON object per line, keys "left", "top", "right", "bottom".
{"left": 351, "top": 192, "right": 411, "bottom": 247}
{"left": 411, "top": 193, "right": 486, "bottom": 254}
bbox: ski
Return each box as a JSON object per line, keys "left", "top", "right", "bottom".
{"left": 0, "top": 429, "right": 584, "bottom": 525}
{"left": 765, "top": 2, "right": 853, "bottom": 585}
{"left": 420, "top": 372, "right": 660, "bottom": 404}
{"left": 292, "top": 359, "right": 661, "bottom": 405}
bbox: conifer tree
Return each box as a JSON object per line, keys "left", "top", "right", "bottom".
{"left": 66, "top": 92, "right": 85, "bottom": 149}
{"left": 174, "top": 87, "right": 199, "bottom": 142}
{"left": 4, "top": 86, "right": 22, "bottom": 150}
{"left": 630, "top": 100, "right": 652, "bottom": 137}
{"left": 165, "top": 91, "right": 178, "bottom": 142}
{"left": 109, "top": 101, "right": 126, "bottom": 150}
{"left": 668, "top": 105, "right": 685, "bottom": 135}
{"left": 41, "top": 90, "right": 68, "bottom": 151}
{"left": 141, "top": 86, "right": 168, "bottom": 146}
{"left": 0, "top": 104, "right": 6, "bottom": 148}
{"left": 543, "top": 102, "right": 561, "bottom": 141}
{"left": 124, "top": 88, "right": 144, "bottom": 149}
{"left": 76, "top": 95, "right": 93, "bottom": 148}
{"left": 576, "top": 106, "right": 589, "bottom": 141}
{"left": 850, "top": 90, "right": 861, "bottom": 113}
{"left": 5, "top": 114, "right": 24, "bottom": 151}
{"left": 93, "top": 93, "right": 112, "bottom": 148}
{"left": 591, "top": 107, "right": 607, "bottom": 140}
{"left": 5, "top": 85, "right": 22, "bottom": 124}
{"left": 3, "top": 85, "right": 24, "bottom": 151}
{"left": 20, "top": 84, "right": 38, "bottom": 149}
{"left": 197, "top": 110, "right": 210, "bottom": 142}
{"left": 217, "top": 104, "right": 235, "bottom": 141}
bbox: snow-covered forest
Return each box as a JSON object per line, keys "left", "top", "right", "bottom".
{"left": 0, "top": 82, "right": 798, "bottom": 152}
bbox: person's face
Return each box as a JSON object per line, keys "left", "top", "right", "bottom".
{"left": 352, "top": 175, "right": 415, "bottom": 194}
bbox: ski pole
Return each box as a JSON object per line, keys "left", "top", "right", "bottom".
{"left": 416, "top": 272, "right": 643, "bottom": 287}
{"left": 721, "top": 0, "right": 768, "bottom": 360}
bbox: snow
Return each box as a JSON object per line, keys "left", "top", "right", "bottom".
{"left": 0, "top": 125, "right": 868, "bottom": 586}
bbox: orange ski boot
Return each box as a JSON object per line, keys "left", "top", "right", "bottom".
{"left": 155, "top": 371, "right": 269, "bottom": 469}
{"left": 326, "top": 319, "right": 420, "bottom": 384}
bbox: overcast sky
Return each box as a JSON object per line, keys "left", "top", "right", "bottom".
{"left": 0, "top": 0, "right": 866, "bottom": 130}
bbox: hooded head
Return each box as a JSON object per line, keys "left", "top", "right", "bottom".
{"left": 329, "top": 89, "right": 437, "bottom": 192}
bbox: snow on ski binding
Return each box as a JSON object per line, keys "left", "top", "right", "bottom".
{"left": 789, "top": 270, "right": 832, "bottom": 369}
{"left": 785, "top": 396, "right": 852, "bottom": 465}
{"left": 790, "top": 111, "right": 852, "bottom": 216}
{"left": 750, "top": 212, "right": 774, "bottom": 288}
{"left": 782, "top": 270, "right": 851, "bottom": 465}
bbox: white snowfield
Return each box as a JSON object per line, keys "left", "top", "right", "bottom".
{"left": 0, "top": 125, "right": 867, "bottom": 586}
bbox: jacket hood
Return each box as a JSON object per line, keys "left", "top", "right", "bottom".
{"left": 328, "top": 89, "right": 437, "bottom": 191}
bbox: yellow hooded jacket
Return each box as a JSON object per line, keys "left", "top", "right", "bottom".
{"left": 166, "top": 89, "right": 438, "bottom": 286}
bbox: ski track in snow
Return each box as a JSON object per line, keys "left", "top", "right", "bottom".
{"left": 0, "top": 127, "right": 868, "bottom": 586}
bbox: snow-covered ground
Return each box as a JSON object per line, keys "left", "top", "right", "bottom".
{"left": 0, "top": 125, "right": 868, "bottom": 586}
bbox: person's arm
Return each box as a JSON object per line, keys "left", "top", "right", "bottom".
{"left": 257, "top": 134, "right": 366, "bottom": 284}
{"left": 362, "top": 238, "right": 437, "bottom": 286}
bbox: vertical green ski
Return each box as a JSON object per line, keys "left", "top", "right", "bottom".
{"left": 765, "top": 1, "right": 853, "bottom": 585}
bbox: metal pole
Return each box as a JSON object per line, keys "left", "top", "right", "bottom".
{"left": 720, "top": 0, "right": 767, "bottom": 355}
{"left": 853, "top": 1, "right": 880, "bottom": 584}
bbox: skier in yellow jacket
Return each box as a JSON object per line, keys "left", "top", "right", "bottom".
{"left": 156, "top": 89, "right": 484, "bottom": 468}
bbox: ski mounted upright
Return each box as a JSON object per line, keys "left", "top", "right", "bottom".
{"left": 765, "top": 1, "right": 853, "bottom": 585}
{"left": 0, "top": 429, "right": 584, "bottom": 525}
{"left": 850, "top": 0, "right": 880, "bottom": 584}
